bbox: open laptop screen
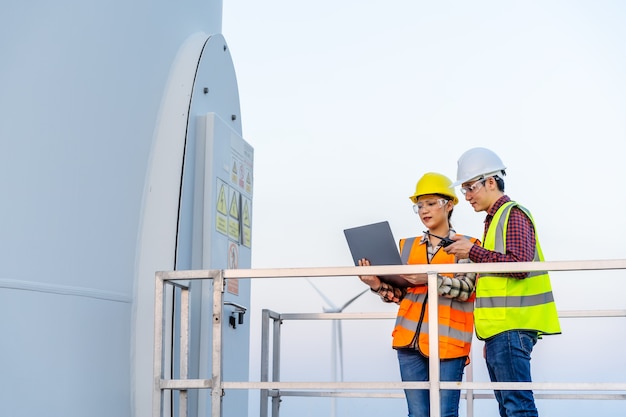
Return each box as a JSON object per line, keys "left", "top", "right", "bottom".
{"left": 343, "top": 221, "right": 411, "bottom": 287}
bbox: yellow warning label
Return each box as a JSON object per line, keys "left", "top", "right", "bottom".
{"left": 231, "top": 161, "right": 238, "bottom": 183}
{"left": 243, "top": 226, "right": 251, "bottom": 248}
{"left": 242, "top": 199, "right": 250, "bottom": 227}
{"left": 216, "top": 215, "right": 228, "bottom": 236}
{"left": 246, "top": 172, "right": 252, "bottom": 194}
{"left": 217, "top": 184, "right": 228, "bottom": 215}
{"left": 229, "top": 191, "right": 239, "bottom": 219}
{"left": 229, "top": 217, "right": 240, "bottom": 241}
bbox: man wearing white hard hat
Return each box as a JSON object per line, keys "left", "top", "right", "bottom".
{"left": 444, "top": 147, "right": 561, "bottom": 417}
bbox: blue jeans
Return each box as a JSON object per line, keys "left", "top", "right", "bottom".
{"left": 396, "top": 349, "right": 466, "bottom": 417}
{"left": 485, "top": 330, "right": 539, "bottom": 417}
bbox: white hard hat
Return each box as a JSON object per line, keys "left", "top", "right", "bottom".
{"left": 453, "top": 147, "right": 507, "bottom": 186}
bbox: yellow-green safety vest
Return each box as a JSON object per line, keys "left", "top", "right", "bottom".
{"left": 474, "top": 201, "right": 561, "bottom": 340}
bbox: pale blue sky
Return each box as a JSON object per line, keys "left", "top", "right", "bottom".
{"left": 223, "top": 2, "right": 626, "bottom": 416}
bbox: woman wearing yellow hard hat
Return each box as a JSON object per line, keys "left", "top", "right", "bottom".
{"left": 358, "top": 172, "right": 479, "bottom": 417}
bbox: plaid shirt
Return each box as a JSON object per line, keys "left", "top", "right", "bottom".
{"left": 468, "top": 195, "right": 536, "bottom": 278}
{"left": 374, "top": 230, "right": 477, "bottom": 303}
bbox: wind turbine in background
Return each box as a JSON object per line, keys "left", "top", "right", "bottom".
{"left": 305, "top": 278, "right": 368, "bottom": 417}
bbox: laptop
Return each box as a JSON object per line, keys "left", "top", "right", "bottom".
{"left": 343, "top": 221, "right": 412, "bottom": 288}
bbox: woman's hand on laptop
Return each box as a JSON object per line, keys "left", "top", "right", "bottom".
{"left": 359, "top": 258, "right": 404, "bottom": 303}
{"left": 357, "top": 258, "right": 382, "bottom": 290}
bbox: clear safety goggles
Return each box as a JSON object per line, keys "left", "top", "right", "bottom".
{"left": 460, "top": 178, "right": 487, "bottom": 195}
{"left": 413, "top": 198, "right": 449, "bottom": 213}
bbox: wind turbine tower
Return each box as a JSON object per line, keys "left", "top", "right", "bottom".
{"left": 2, "top": 2, "right": 252, "bottom": 416}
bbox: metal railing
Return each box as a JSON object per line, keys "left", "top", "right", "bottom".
{"left": 153, "top": 259, "right": 626, "bottom": 417}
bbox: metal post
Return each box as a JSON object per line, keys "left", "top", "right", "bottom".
{"left": 271, "top": 315, "right": 282, "bottom": 417}
{"left": 427, "top": 271, "right": 441, "bottom": 417}
{"left": 179, "top": 287, "right": 190, "bottom": 417}
{"left": 260, "top": 309, "right": 270, "bottom": 417}
{"left": 466, "top": 351, "right": 474, "bottom": 417}
{"left": 211, "top": 271, "right": 225, "bottom": 417}
{"left": 153, "top": 273, "right": 165, "bottom": 417}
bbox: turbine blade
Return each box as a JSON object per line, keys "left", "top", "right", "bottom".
{"left": 305, "top": 278, "right": 338, "bottom": 310}
{"left": 338, "top": 288, "right": 368, "bottom": 312}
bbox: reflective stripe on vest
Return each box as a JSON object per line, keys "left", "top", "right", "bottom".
{"left": 392, "top": 236, "right": 476, "bottom": 359}
{"left": 474, "top": 201, "right": 561, "bottom": 340}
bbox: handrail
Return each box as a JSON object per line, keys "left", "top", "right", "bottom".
{"left": 223, "top": 259, "right": 626, "bottom": 278}
{"left": 259, "top": 309, "right": 626, "bottom": 417}
{"left": 152, "top": 259, "right": 626, "bottom": 417}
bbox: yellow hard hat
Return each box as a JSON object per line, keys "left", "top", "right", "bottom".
{"left": 409, "top": 172, "right": 458, "bottom": 205}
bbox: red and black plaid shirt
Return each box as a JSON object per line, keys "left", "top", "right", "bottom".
{"left": 469, "top": 195, "right": 536, "bottom": 278}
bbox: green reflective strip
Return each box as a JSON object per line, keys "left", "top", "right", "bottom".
{"left": 493, "top": 205, "right": 509, "bottom": 253}
{"left": 476, "top": 291, "right": 555, "bottom": 308}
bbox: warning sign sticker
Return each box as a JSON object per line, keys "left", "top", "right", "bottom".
{"left": 229, "top": 189, "right": 239, "bottom": 220}
{"left": 245, "top": 171, "right": 252, "bottom": 194}
{"left": 215, "top": 179, "right": 228, "bottom": 236}
{"left": 217, "top": 182, "right": 228, "bottom": 215}
{"left": 231, "top": 154, "right": 253, "bottom": 197}
{"left": 242, "top": 196, "right": 252, "bottom": 248}
{"left": 228, "top": 189, "right": 240, "bottom": 242}
{"left": 231, "top": 160, "right": 238, "bottom": 184}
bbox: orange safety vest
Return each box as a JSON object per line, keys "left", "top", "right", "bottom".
{"left": 392, "top": 236, "right": 479, "bottom": 359}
